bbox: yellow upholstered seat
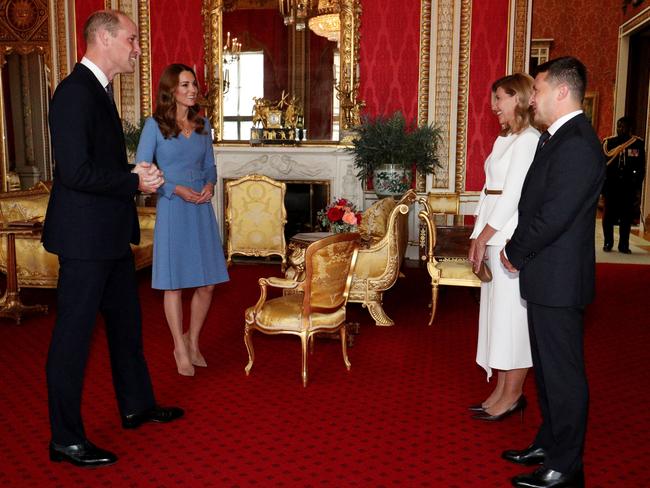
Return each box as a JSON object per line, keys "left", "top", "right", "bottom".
{"left": 418, "top": 195, "right": 480, "bottom": 325}
{"left": 225, "top": 174, "right": 287, "bottom": 269}
{"left": 244, "top": 233, "right": 359, "bottom": 387}
{"left": 348, "top": 189, "right": 416, "bottom": 326}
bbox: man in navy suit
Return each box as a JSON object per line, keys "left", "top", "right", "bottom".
{"left": 44, "top": 10, "right": 183, "bottom": 468}
{"left": 500, "top": 57, "right": 605, "bottom": 487}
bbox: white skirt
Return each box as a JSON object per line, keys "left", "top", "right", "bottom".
{"left": 475, "top": 245, "right": 532, "bottom": 380}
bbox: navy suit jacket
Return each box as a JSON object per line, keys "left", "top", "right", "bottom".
{"left": 505, "top": 113, "right": 606, "bottom": 307}
{"left": 43, "top": 63, "right": 141, "bottom": 260}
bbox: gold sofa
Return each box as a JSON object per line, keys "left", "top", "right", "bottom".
{"left": 0, "top": 182, "right": 156, "bottom": 288}
{"left": 348, "top": 189, "right": 416, "bottom": 326}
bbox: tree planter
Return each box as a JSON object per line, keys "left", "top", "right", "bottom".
{"left": 372, "top": 163, "right": 413, "bottom": 198}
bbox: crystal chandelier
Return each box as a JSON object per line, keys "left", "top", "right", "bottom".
{"left": 308, "top": 0, "right": 340, "bottom": 42}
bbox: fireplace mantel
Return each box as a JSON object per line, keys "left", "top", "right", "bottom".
{"left": 213, "top": 145, "right": 362, "bottom": 238}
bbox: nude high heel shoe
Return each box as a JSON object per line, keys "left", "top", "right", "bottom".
{"left": 173, "top": 348, "right": 195, "bottom": 376}
{"left": 183, "top": 333, "right": 207, "bottom": 368}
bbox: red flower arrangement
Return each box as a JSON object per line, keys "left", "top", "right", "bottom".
{"left": 317, "top": 198, "right": 363, "bottom": 233}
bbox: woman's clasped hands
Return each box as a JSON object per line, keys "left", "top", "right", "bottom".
{"left": 175, "top": 182, "right": 214, "bottom": 204}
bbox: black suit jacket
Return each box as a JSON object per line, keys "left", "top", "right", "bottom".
{"left": 505, "top": 113, "right": 606, "bottom": 307}
{"left": 43, "top": 63, "right": 141, "bottom": 260}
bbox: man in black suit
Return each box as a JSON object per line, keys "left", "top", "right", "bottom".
{"left": 44, "top": 10, "right": 183, "bottom": 468}
{"left": 500, "top": 57, "right": 605, "bottom": 487}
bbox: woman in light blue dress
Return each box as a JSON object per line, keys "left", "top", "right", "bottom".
{"left": 136, "top": 63, "right": 229, "bottom": 377}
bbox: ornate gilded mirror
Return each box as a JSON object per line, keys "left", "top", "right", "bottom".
{"left": 0, "top": 0, "right": 53, "bottom": 192}
{"left": 202, "top": 0, "right": 362, "bottom": 143}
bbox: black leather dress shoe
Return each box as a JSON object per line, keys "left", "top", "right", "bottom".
{"left": 502, "top": 444, "right": 546, "bottom": 465}
{"left": 511, "top": 467, "right": 584, "bottom": 487}
{"left": 122, "top": 405, "right": 184, "bottom": 429}
{"left": 602, "top": 244, "right": 613, "bottom": 252}
{"left": 49, "top": 441, "right": 117, "bottom": 468}
{"left": 618, "top": 247, "right": 632, "bottom": 254}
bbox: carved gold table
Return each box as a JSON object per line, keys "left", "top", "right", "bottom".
{"left": 0, "top": 223, "right": 49, "bottom": 324}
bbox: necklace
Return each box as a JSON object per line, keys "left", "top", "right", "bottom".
{"left": 177, "top": 119, "right": 193, "bottom": 136}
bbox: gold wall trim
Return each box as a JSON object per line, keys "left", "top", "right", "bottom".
{"left": 137, "top": 0, "right": 152, "bottom": 117}
{"left": 454, "top": 0, "right": 471, "bottom": 192}
{"left": 54, "top": 0, "right": 69, "bottom": 84}
{"left": 203, "top": 0, "right": 224, "bottom": 139}
{"left": 507, "top": 0, "right": 531, "bottom": 74}
{"left": 416, "top": 0, "right": 432, "bottom": 192}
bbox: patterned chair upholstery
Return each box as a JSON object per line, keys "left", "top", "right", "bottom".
{"left": 244, "top": 233, "right": 359, "bottom": 387}
{"left": 418, "top": 195, "right": 480, "bottom": 325}
{"left": 348, "top": 189, "right": 416, "bottom": 326}
{"left": 225, "top": 174, "right": 287, "bottom": 269}
{"left": 0, "top": 182, "right": 156, "bottom": 288}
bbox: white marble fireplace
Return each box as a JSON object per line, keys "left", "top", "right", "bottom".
{"left": 213, "top": 145, "right": 362, "bottom": 229}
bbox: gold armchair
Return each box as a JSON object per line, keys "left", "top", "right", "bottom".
{"left": 244, "top": 233, "right": 359, "bottom": 387}
{"left": 418, "top": 192, "right": 460, "bottom": 260}
{"left": 418, "top": 195, "right": 480, "bottom": 325}
{"left": 348, "top": 189, "right": 416, "bottom": 326}
{"left": 225, "top": 174, "right": 287, "bottom": 269}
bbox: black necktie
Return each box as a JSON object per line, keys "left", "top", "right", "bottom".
{"left": 106, "top": 82, "right": 115, "bottom": 104}
{"left": 535, "top": 130, "right": 551, "bottom": 154}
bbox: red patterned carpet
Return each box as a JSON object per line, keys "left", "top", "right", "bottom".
{"left": 0, "top": 263, "right": 647, "bottom": 487}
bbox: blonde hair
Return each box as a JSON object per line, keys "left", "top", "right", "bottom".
{"left": 491, "top": 73, "right": 534, "bottom": 135}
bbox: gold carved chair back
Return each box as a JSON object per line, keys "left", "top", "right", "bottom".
{"left": 225, "top": 174, "right": 287, "bottom": 268}
{"left": 244, "top": 232, "right": 359, "bottom": 386}
{"left": 425, "top": 192, "right": 460, "bottom": 214}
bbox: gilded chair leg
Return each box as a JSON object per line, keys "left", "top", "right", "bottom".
{"left": 244, "top": 326, "right": 255, "bottom": 375}
{"left": 340, "top": 325, "right": 351, "bottom": 370}
{"left": 366, "top": 300, "right": 394, "bottom": 326}
{"left": 301, "top": 332, "right": 309, "bottom": 387}
{"left": 428, "top": 284, "right": 439, "bottom": 326}
{"left": 309, "top": 334, "right": 315, "bottom": 354}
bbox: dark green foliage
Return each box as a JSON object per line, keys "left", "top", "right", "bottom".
{"left": 122, "top": 118, "right": 147, "bottom": 156}
{"left": 346, "top": 112, "right": 442, "bottom": 181}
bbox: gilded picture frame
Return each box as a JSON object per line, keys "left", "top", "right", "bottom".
{"left": 582, "top": 91, "right": 599, "bottom": 129}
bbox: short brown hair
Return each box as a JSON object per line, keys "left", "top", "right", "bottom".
{"left": 153, "top": 64, "right": 206, "bottom": 139}
{"left": 83, "top": 10, "right": 124, "bottom": 44}
{"left": 491, "top": 73, "right": 534, "bottom": 135}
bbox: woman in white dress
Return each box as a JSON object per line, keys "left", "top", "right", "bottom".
{"left": 468, "top": 73, "right": 539, "bottom": 421}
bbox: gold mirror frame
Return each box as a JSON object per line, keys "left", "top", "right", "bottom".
{"left": 0, "top": 45, "right": 53, "bottom": 192}
{"left": 201, "top": 0, "right": 362, "bottom": 142}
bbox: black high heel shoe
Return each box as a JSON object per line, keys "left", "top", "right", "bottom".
{"left": 472, "top": 395, "right": 527, "bottom": 421}
{"left": 468, "top": 403, "right": 486, "bottom": 412}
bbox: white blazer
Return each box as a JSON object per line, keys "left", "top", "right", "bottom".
{"left": 470, "top": 126, "right": 539, "bottom": 246}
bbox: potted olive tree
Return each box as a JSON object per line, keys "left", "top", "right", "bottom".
{"left": 346, "top": 112, "right": 442, "bottom": 197}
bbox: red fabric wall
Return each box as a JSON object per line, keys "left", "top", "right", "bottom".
{"left": 74, "top": 0, "right": 104, "bottom": 61}
{"left": 465, "top": 0, "right": 509, "bottom": 191}
{"left": 149, "top": 0, "right": 206, "bottom": 104}
{"left": 532, "top": 0, "right": 625, "bottom": 140}
{"left": 358, "top": 0, "right": 420, "bottom": 123}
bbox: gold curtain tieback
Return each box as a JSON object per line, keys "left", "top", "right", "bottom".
{"left": 484, "top": 189, "right": 503, "bottom": 195}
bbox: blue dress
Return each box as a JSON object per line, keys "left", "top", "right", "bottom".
{"left": 135, "top": 117, "right": 229, "bottom": 290}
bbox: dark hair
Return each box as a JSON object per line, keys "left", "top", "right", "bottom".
{"left": 83, "top": 10, "right": 123, "bottom": 44}
{"left": 153, "top": 64, "right": 205, "bottom": 139}
{"left": 617, "top": 116, "right": 633, "bottom": 128}
{"left": 491, "top": 73, "right": 534, "bottom": 135}
{"left": 534, "top": 56, "right": 587, "bottom": 103}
